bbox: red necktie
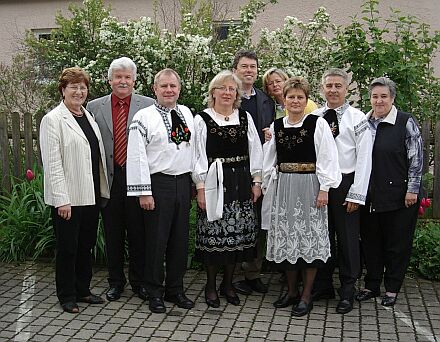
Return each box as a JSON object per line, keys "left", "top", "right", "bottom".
{"left": 114, "top": 100, "right": 128, "bottom": 166}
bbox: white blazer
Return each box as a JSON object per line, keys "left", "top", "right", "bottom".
{"left": 40, "top": 101, "right": 110, "bottom": 208}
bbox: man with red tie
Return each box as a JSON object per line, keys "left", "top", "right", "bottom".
{"left": 87, "top": 57, "right": 154, "bottom": 302}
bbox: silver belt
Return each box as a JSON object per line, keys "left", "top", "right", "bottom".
{"left": 208, "top": 155, "right": 248, "bottom": 164}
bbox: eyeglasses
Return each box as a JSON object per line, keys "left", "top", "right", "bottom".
{"left": 66, "top": 85, "right": 88, "bottom": 92}
{"left": 215, "top": 86, "right": 237, "bottom": 93}
{"left": 268, "top": 80, "right": 284, "bottom": 87}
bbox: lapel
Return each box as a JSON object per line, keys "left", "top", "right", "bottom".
{"left": 101, "top": 95, "right": 113, "bottom": 134}
{"left": 128, "top": 94, "right": 140, "bottom": 128}
{"left": 255, "top": 88, "right": 264, "bottom": 130}
{"left": 60, "top": 102, "right": 87, "bottom": 141}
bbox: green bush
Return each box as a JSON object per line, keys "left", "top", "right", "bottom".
{"left": 0, "top": 169, "right": 54, "bottom": 261}
{"left": 410, "top": 220, "right": 440, "bottom": 280}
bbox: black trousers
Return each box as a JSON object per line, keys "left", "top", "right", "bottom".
{"left": 101, "top": 165, "right": 145, "bottom": 290}
{"left": 360, "top": 203, "right": 418, "bottom": 293}
{"left": 52, "top": 205, "right": 99, "bottom": 304}
{"left": 314, "top": 173, "right": 360, "bottom": 299}
{"left": 144, "top": 173, "right": 191, "bottom": 297}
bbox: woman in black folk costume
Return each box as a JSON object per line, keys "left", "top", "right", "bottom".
{"left": 193, "top": 70, "right": 263, "bottom": 308}
{"left": 262, "top": 77, "right": 341, "bottom": 316}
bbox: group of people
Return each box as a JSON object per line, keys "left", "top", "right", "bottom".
{"left": 39, "top": 49, "right": 423, "bottom": 318}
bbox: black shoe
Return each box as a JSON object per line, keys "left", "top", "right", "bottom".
{"left": 61, "top": 301, "right": 79, "bottom": 314}
{"left": 311, "top": 289, "right": 335, "bottom": 301}
{"left": 381, "top": 294, "right": 397, "bottom": 307}
{"left": 164, "top": 293, "right": 195, "bottom": 309}
{"left": 355, "top": 289, "right": 380, "bottom": 302}
{"left": 106, "top": 286, "right": 123, "bottom": 301}
{"left": 336, "top": 298, "right": 354, "bottom": 314}
{"left": 219, "top": 285, "right": 240, "bottom": 306}
{"left": 133, "top": 286, "right": 148, "bottom": 301}
{"left": 245, "top": 278, "right": 268, "bottom": 294}
{"left": 149, "top": 297, "right": 166, "bottom": 313}
{"left": 291, "top": 300, "right": 313, "bottom": 317}
{"left": 205, "top": 288, "right": 220, "bottom": 308}
{"left": 273, "top": 293, "right": 300, "bottom": 308}
{"left": 77, "top": 294, "right": 104, "bottom": 304}
{"left": 232, "top": 280, "right": 253, "bottom": 295}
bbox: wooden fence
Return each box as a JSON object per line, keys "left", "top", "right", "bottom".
{"left": 0, "top": 111, "right": 439, "bottom": 218}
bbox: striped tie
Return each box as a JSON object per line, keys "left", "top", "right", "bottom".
{"left": 114, "top": 100, "right": 128, "bottom": 166}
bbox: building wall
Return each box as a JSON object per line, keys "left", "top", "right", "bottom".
{"left": 1, "top": 0, "right": 439, "bottom": 73}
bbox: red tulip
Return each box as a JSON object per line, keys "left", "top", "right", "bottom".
{"left": 418, "top": 205, "right": 425, "bottom": 216}
{"left": 425, "top": 198, "right": 431, "bottom": 208}
{"left": 26, "top": 169, "right": 35, "bottom": 181}
{"left": 421, "top": 198, "right": 426, "bottom": 207}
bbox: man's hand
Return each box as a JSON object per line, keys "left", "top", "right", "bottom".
{"left": 343, "top": 201, "right": 359, "bottom": 213}
{"left": 139, "top": 195, "right": 155, "bottom": 210}
{"left": 263, "top": 127, "right": 272, "bottom": 142}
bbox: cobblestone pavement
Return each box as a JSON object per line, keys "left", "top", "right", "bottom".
{"left": 0, "top": 262, "right": 439, "bottom": 341}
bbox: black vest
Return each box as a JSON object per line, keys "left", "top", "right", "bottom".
{"left": 197, "top": 109, "right": 249, "bottom": 167}
{"left": 369, "top": 111, "right": 411, "bottom": 212}
{"left": 274, "top": 114, "right": 318, "bottom": 165}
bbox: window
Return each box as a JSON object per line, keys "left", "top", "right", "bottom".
{"left": 213, "top": 20, "right": 240, "bottom": 40}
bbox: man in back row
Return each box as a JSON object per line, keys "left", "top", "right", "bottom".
{"left": 232, "top": 49, "right": 275, "bottom": 295}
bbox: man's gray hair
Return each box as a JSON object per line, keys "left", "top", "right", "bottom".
{"left": 108, "top": 57, "right": 137, "bottom": 81}
{"left": 321, "top": 68, "right": 350, "bottom": 85}
{"left": 368, "top": 77, "right": 396, "bottom": 98}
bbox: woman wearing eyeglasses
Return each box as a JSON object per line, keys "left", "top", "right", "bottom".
{"left": 262, "top": 67, "right": 319, "bottom": 120}
{"left": 40, "top": 67, "right": 110, "bottom": 313}
{"left": 192, "top": 70, "right": 263, "bottom": 308}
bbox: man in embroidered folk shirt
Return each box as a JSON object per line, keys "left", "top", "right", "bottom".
{"left": 126, "top": 68, "right": 195, "bottom": 314}
{"left": 231, "top": 49, "right": 275, "bottom": 296}
{"left": 311, "top": 68, "right": 372, "bottom": 314}
{"left": 86, "top": 57, "right": 154, "bottom": 302}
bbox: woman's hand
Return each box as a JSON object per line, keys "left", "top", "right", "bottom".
{"left": 197, "top": 188, "right": 206, "bottom": 210}
{"left": 57, "top": 204, "right": 72, "bottom": 220}
{"left": 263, "top": 127, "right": 272, "bottom": 142}
{"left": 405, "top": 192, "right": 418, "bottom": 208}
{"left": 139, "top": 195, "right": 155, "bottom": 210}
{"left": 316, "top": 190, "right": 328, "bottom": 208}
{"left": 251, "top": 183, "right": 262, "bottom": 202}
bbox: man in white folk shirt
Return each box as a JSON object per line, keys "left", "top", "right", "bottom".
{"left": 126, "top": 68, "right": 195, "bottom": 314}
{"left": 311, "top": 68, "right": 372, "bottom": 314}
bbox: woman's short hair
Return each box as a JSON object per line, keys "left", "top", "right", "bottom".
{"left": 368, "top": 77, "right": 397, "bottom": 98}
{"left": 262, "top": 68, "right": 289, "bottom": 95}
{"left": 58, "top": 67, "right": 90, "bottom": 95}
{"left": 207, "top": 70, "right": 243, "bottom": 109}
{"left": 283, "top": 76, "right": 310, "bottom": 100}
{"left": 108, "top": 57, "right": 137, "bottom": 81}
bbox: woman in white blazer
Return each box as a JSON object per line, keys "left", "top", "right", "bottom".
{"left": 40, "top": 67, "right": 110, "bottom": 313}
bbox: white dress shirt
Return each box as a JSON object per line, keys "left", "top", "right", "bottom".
{"left": 126, "top": 104, "right": 195, "bottom": 196}
{"left": 312, "top": 103, "right": 372, "bottom": 205}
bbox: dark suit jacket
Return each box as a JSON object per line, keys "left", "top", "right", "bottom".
{"left": 86, "top": 93, "right": 154, "bottom": 201}
{"left": 240, "top": 88, "right": 275, "bottom": 144}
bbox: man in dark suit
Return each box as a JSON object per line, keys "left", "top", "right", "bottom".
{"left": 232, "top": 49, "right": 275, "bottom": 295}
{"left": 86, "top": 57, "right": 154, "bottom": 301}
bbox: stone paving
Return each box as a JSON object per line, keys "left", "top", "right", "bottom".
{"left": 0, "top": 261, "right": 439, "bottom": 341}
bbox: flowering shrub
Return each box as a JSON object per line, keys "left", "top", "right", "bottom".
{"left": 24, "top": 0, "right": 334, "bottom": 112}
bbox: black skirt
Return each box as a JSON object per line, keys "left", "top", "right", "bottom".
{"left": 195, "top": 163, "right": 257, "bottom": 265}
